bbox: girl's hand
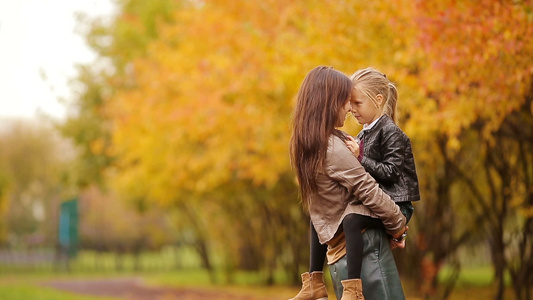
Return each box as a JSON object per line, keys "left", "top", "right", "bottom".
{"left": 345, "top": 136, "right": 360, "bottom": 157}
{"left": 390, "top": 225, "right": 408, "bottom": 249}
{"left": 389, "top": 238, "right": 406, "bottom": 249}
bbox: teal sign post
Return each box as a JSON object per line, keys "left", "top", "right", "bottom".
{"left": 59, "top": 198, "right": 79, "bottom": 258}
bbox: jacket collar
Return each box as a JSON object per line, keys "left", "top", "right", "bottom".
{"left": 363, "top": 115, "right": 391, "bottom": 133}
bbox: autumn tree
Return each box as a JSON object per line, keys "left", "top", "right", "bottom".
{"left": 0, "top": 119, "right": 75, "bottom": 248}
{"left": 408, "top": 1, "right": 533, "bottom": 298}
{"left": 59, "top": 0, "right": 184, "bottom": 262}
{"left": 0, "top": 167, "right": 10, "bottom": 245}
{"left": 60, "top": 0, "right": 180, "bottom": 187}
{"left": 101, "top": 0, "right": 421, "bottom": 283}
{"left": 67, "top": 0, "right": 533, "bottom": 294}
{"left": 78, "top": 185, "right": 177, "bottom": 271}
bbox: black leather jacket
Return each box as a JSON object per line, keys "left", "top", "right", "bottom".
{"left": 355, "top": 115, "right": 420, "bottom": 203}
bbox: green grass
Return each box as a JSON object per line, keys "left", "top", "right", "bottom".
{"left": 0, "top": 249, "right": 528, "bottom": 300}
{"left": 0, "top": 247, "right": 201, "bottom": 274}
{"left": 0, "top": 268, "right": 526, "bottom": 300}
{"left": 438, "top": 265, "right": 512, "bottom": 287}
{"left": 0, "top": 271, "right": 293, "bottom": 300}
{"left": 0, "top": 280, "right": 117, "bottom": 300}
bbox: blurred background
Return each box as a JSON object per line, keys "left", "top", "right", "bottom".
{"left": 0, "top": 0, "right": 532, "bottom": 299}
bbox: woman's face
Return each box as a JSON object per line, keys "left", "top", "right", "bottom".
{"left": 351, "top": 88, "right": 382, "bottom": 125}
{"left": 336, "top": 97, "right": 353, "bottom": 127}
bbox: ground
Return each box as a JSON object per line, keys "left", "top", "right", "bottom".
{"left": 42, "top": 278, "right": 273, "bottom": 300}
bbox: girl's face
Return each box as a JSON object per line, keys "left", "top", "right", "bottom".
{"left": 350, "top": 88, "right": 382, "bottom": 125}
{"left": 336, "top": 97, "right": 353, "bottom": 127}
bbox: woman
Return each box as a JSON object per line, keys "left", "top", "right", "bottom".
{"left": 289, "top": 66, "right": 407, "bottom": 300}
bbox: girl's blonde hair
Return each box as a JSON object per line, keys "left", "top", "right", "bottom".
{"left": 350, "top": 67, "right": 399, "bottom": 124}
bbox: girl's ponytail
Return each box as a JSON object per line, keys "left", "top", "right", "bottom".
{"left": 383, "top": 82, "right": 399, "bottom": 124}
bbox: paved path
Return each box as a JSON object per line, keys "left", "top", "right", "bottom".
{"left": 43, "top": 278, "right": 265, "bottom": 300}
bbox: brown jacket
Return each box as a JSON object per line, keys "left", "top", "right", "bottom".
{"left": 309, "top": 134, "right": 406, "bottom": 245}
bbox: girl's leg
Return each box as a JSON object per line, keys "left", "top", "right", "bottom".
{"left": 343, "top": 213, "right": 384, "bottom": 279}
{"left": 310, "top": 220, "right": 327, "bottom": 272}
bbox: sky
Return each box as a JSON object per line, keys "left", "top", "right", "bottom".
{"left": 0, "top": 0, "right": 115, "bottom": 120}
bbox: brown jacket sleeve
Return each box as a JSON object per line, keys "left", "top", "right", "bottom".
{"left": 326, "top": 136, "right": 406, "bottom": 236}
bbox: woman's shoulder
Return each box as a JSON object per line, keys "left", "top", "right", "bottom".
{"left": 326, "top": 133, "right": 361, "bottom": 171}
{"left": 328, "top": 132, "right": 353, "bottom": 156}
{"left": 329, "top": 132, "right": 348, "bottom": 148}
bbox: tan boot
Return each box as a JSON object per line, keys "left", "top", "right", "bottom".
{"left": 289, "top": 272, "right": 328, "bottom": 300}
{"left": 340, "top": 279, "right": 365, "bottom": 300}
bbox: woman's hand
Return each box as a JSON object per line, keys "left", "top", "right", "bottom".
{"left": 345, "top": 136, "right": 360, "bottom": 157}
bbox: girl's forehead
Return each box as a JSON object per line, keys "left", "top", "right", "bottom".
{"left": 352, "top": 88, "right": 366, "bottom": 100}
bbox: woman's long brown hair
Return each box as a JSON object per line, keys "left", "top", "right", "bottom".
{"left": 290, "top": 66, "right": 352, "bottom": 209}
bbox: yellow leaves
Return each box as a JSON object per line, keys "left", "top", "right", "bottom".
{"left": 446, "top": 137, "right": 461, "bottom": 154}
{"left": 519, "top": 206, "right": 533, "bottom": 218}
{"left": 104, "top": 0, "right": 424, "bottom": 205}
{"left": 89, "top": 138, "right": 105, "bottom": 155}
{"left": 100, "top": 0, "right": 533, "bottom": 214}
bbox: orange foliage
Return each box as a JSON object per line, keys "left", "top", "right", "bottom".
{"left": 105, "top": 0, "right": 417, "bottom": 205}
{"left": 68, "top": 0, "right": 533, "bottom": 288}
{"left": 412, "top": 0, "right": 533, "bottom": 146}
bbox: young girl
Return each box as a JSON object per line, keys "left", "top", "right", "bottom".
{"left": 290, "top": 67, "right": 419, "bottom": 300}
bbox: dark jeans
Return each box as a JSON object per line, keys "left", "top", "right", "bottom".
{"left": 328, "top": 229, "right": 406, "bottom": 300}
